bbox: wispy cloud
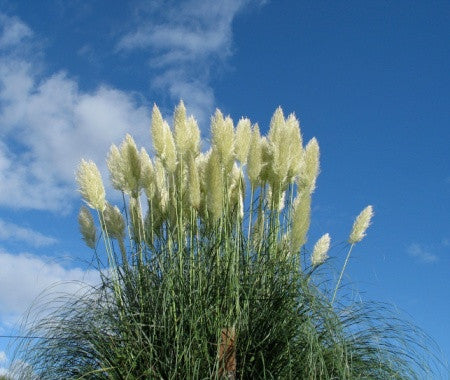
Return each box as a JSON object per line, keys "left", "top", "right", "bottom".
{"left": 117, "top": 0, "right": 263, "bottom": 125}
{"left": 0, "top": 14, "right": 149, "bottom": 212}
{"left": 0, "top": 13, "right": 32, "bottom": 48}
{"left": 407, "top": 243, "right": 438, "bottom": 263}
{"left": 0, "top": 250, "right": 99, "bottom": 326}
{"left": 0, "top": 219, "right": 57, "bottom": 247}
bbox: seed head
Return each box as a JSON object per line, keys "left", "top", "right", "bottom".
{"left": 154, "top": 158, "right": 169, "bottom": 214}
{"left": 122, "top": 134, "right": 141, "bottom": 195}
{"left": 211, "top": 110, "right": 234, "bottom": 169}
{"left": 311, "top": 233, "right": 330, "bottom": 266}
{"left": 151, "top": 104, "right": 165, "bottom": 158}
{"left": 78, "top": 206, "right": 96, "bottom": 249}
{"left": 234, "top": 118, "right": 252, "bottom": 165}
{"left": 187, "top": 115, "right": 200, "bottom": 156}
{"left": 103, "top": 203, "right": 125, "bottom": 240}
{"left": 290, "top": 193, "right": 311, "bottom": 253}
{"left": 268, "top": 107, "right": 285, "bottom": 143}
{"left": 107, "top": 135, "right": 142, "bottom": 196}
{"left": 267, "top": 107, "right": 290, "bottom": 186}
{"left": 107, "top": 144, "right": 125, "bottom": 191}
{"left": 348, "top": 205, "right": 374, "bottom": 244}
{"left": 76, "top": 159, "right": 106, "bottom": 211}
{"left": 140, "top": 148, "right": 155, "bottom": 198}
{"left": 285, "top": 113, "right": 303, "bottom": 181}
{"left": 163, "top": 120, "right": 177, "bottom": 172}
{"left": 298, "top": 138, "right": 320, "bottom": 195}
{"left": 174, "top": 100, "right": 190, "bottom": 155}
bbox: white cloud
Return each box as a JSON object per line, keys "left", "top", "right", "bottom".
{"left": 117, "top": 0, "right": 261, "bottom": 126}
{"left": 0, "top": 14, "right": 150, "bottom": 212}
{"left": 0, "top": 13, "right": 32, "bottom": 48}
{"left": 0, "top": 3, "right": 264, "bottom": 212}
{"left": 0, "top": 250, "right": 99, "bottom": 326}
{"left": 407, "top": 243, "right": 438, "bottom": 263}
{"left": 0, "top": 219, "right": 57, "bottom": 247}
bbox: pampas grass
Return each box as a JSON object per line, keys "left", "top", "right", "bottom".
{"left": 10, "top": 104, "right": 445, "bottom": 379}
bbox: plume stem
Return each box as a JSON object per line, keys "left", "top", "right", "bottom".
{"left": 332, "top": 243, "right": 355, "bottom": 304}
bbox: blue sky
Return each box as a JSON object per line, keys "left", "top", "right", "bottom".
{"left": 0, "top": 0, "right": 448, "bottom": 374}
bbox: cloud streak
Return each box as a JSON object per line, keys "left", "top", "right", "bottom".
{"left": 407, "top": 243, "right": 438, "bottom": 263}
{"left": 117, "top": 0, "right": 261, "bottom": 125}
{"left": 0, "top": 219, "right": 57, "bottom": 247}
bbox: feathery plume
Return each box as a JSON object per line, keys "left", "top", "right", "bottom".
{"left": 311, "top": 233, "right": 330, "bottom": 266}
{"left": 174, "top": 100, "right": 190, "bottom": 155}
{"left": 102, "top": 203, "right": 126, "bottom": 240}
{"left": 247, "top": 124, "right": 263, "bottom": 186}
{"left": 211, "top": 110, "right": 234, "bottom": 169}
{"left": 76, "top": 159, "right": 106, "bottom": 211}
{"left": 348, "top": 205, "right": 374, "bottom": 244}
{"left": 107, "top": 144, "right": 126, "bottom": 191}
{"left": 162, "top": 120, "right": 177, "bottom": 172}
{"left": 154, "top": 158, "right": 169, "bottom": 214}
{"left": 78, "top": 206, "right": 96, "bottom": 249}
{"left": 151, "top": 104, "right": 165, "bottom": 158}
{"left": 268, "top": 107, "right": 285, "bottom": 143}
{"left": 234, "top": 118, "right": 252, "bottom": 165}
{"left": 298, "top": 138, "right": 320, "bottom": 195}
{"left": 107, "top": 135, "right": 142, "bottom": 196}
{"left": 290, "top": 193, "right": 311, "bottom": 253}
{"left": 285, "top": 113, "right": 303, "bottom": 181}
{"left": 122, "top": 134, "right": 141, "bottom": 195}
{"left": 140, "top": 148, "right": 155, "bottom": 198}
{"left": 186, "top": 115, "right": 200, "bottom": 156}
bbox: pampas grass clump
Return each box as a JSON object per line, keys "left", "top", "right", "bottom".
{"left": 11, "top": 103, "right": 444, "bottom": 379}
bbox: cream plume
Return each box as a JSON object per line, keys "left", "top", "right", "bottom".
{"left": 186, "top": 115, "right": 200, "bottom": 156}
{"left": 174, "top": 100, "right": 189, "bottom": 155}
{"left": 247, "top": 124, "right": 262, "bottom": 186}
{"left": 140, "top": 148, "right": 155, "bottom": 198}
{"left": 234, "top": 118, "right": 252, "bottom": 165}
{"left": 76, "top": 159, "right": 106, "bottom": 211}
{"left": 151, "top": 104, "right": 165, "bottom": 158}
{"left": 311, "top": 233, "right": 330, "bottom": 266}
{"left": 290, "top": 193, "right": 311, "bottom": 253}
{"left": 348, "top": 206, "right": 374, "bottom": 244}
{"left": 103, "top": 203, "right": 126, "bottom": 240}
{"left": 211, "top": 110, "right": 234, "bottom": 169}
{"left": 298, "top": 138, "right": 320, "bottom": 195}
{"left": 78, "top": 206, "right": 96, "bottom": 249}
